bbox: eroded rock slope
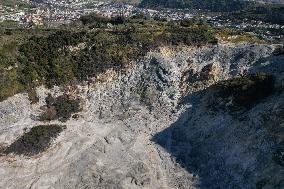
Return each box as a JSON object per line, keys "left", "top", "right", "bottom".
{"left": 0, "top": 44, "right": 283, "bottom": 189}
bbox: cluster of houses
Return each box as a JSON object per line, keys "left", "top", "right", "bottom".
{"left": 0, "top": 0, "right": 93, "bottom": 26}
{"left": 208, "top": 16, "right": 284, "bottom": 41}
{"left": 0, "top": 0, "right": 282, "bottom": 41}
{"left": 0, "top": 0, "right": 196, "bottom": 27}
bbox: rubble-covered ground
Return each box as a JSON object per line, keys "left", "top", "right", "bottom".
{"left": 0, "top": 44, "right": 283, "bottom": 189}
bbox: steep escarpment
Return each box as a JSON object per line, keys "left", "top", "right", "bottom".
{"left": 0, "top": 43, "right": 283, "bottom": 188}
{"left": 153, "top": 45, "right": 284, "bottom": 189}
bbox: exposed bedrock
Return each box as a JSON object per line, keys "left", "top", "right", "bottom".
{"left": 0, "top": 44, "right": 283, "bottom": 189}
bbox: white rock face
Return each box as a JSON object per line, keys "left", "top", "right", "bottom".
{"left": 0, "top": 44, "right": 283, "bottom": 189}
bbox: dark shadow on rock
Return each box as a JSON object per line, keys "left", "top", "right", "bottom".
{"left": 152, "top": 89, "right": 248, "bottom": 189}
{"left": 151, "top": 54, "right": 284, "bottom": 189}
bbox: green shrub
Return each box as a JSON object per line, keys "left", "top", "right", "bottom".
{"left": 27, "top": 88, "right": 39, "bottom": 104}
{"left": 40, "top": 94, "right": 80, "bottom": 121}
{"left": 39, "top": 106, "right": 57, "bottom": 121}
{"left": 210, "top": 73, "right": 275, "bottom": 112}
{"left": 54, "top": 94, "right": 80, "bottom": 120}
{"left": 3, "top": 124, "right": 65, "bottom": 156}
{"left": 18, "top": 30, "right": 86, "bottom": 87}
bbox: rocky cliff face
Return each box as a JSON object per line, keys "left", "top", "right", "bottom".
{"left": 0, "top": 44, "right": 283, "bottom": 189}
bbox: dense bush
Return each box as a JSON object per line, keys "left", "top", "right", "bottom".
{"left": 0, "top": 66, "right": 22, "bottom": 101}
{"left": 165, "top": 25, "right": 218, "bottom": 46}
{"left": 3, "top": 124, "right": 64, "bottom": 156}
{"left": 18, "top": 30, "right": 86, "bottom": 87}
{"left": 40, "top": 94, "right": 81, "bottom": 121}
{"left": 209, "top": 73, "right": 275, "bottom": 112}
{"left": 53, "top": 95, "right": 81, "bottom": 120}
{"left": 0, "top": 30, "right": 26, "bottom": 101}
{"left": 27, "top": 88, "right": 39, "bottom": 104}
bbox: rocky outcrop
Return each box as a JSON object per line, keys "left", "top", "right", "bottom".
{"left": 0, "top": 44, "right": 283, "bottom": 189}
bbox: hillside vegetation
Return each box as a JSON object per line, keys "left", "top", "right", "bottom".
{"left": 0, "top": 15, "right": 218, "bottom": 102}
{"left": 2, "top": 124, "right": 65, "bottom": 156}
